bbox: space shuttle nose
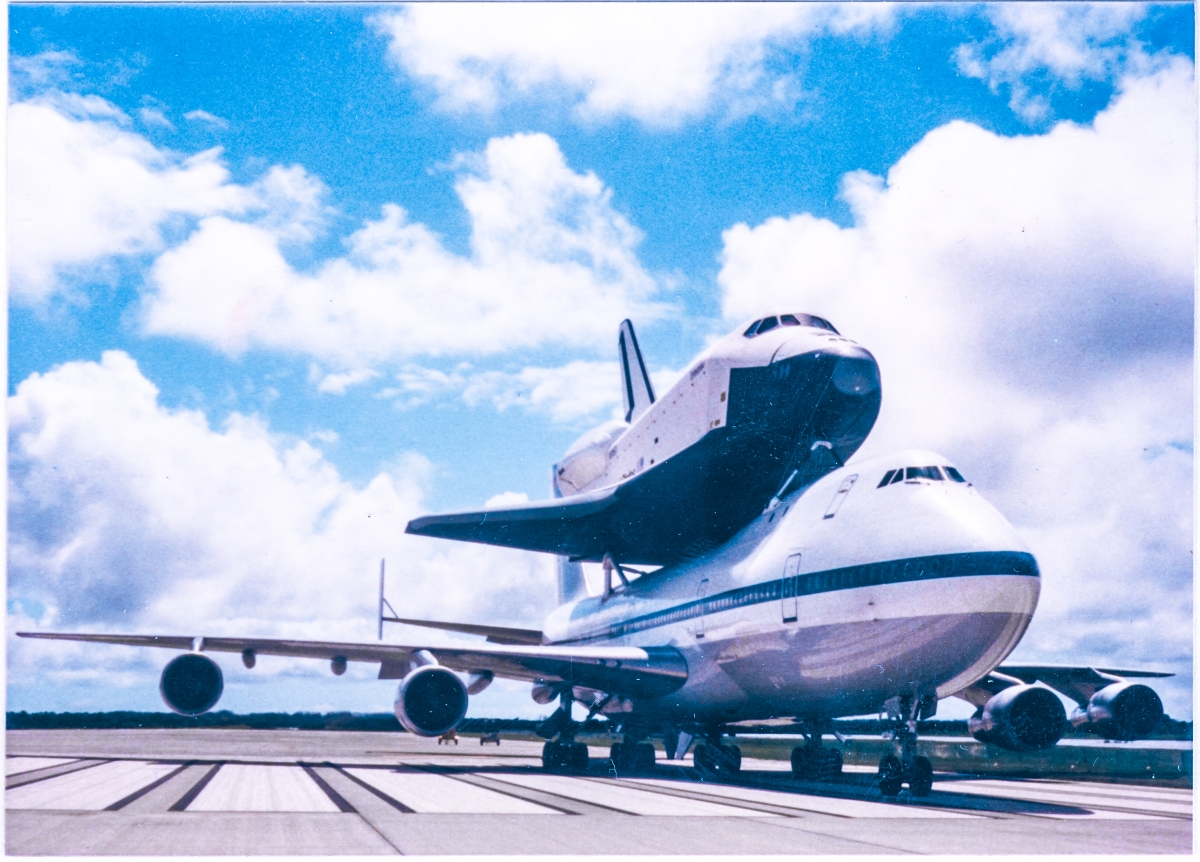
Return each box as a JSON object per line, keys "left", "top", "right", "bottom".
{"left": 830, "top": 348, "right": 880, "bottom": 396}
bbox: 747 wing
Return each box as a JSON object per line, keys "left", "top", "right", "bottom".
{"left": 16, "top": 631, "right": 687, "bottom": 700}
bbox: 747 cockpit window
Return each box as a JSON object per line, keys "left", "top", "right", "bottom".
{"left": 744, "top": 313, "right": 840, "bottom": 338}
{"left": 878, "top": 465, "right": 969, "bottom": 488}
{"left": 906, "top": 466, "right": 942, "bottom": 481}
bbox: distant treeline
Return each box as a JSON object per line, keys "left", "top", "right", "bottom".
{"left": 6, "top": 711, "right": 1191, "bottom": 740}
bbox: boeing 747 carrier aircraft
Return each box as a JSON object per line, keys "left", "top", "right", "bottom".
{"left": 21, "top": 314, "right": 1170, "bottom": 796}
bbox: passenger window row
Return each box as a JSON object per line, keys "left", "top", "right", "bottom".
{"left": 743, "top": 314, "right": 839, "bottom": 337}
{"left": 877, "top": 466, "right": 967, "bottom": 488}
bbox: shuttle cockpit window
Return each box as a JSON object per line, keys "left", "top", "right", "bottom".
{"left": 744, "top": 313, "right": 841, "bottom": 338}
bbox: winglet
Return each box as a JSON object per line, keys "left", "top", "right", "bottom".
{"left": 618, "top": 319, "right": 655, "bottom": 423}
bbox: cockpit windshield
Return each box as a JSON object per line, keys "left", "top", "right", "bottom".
{"left": 743, "top": 313, "right": 839, "bottom": 337}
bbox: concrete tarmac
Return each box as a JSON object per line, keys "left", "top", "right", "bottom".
{"left": 5, "top": 729, "right": 1192, "bottom": 856}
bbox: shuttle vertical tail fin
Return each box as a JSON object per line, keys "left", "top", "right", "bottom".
{"left": 618, "top": 319, "right": 655, "bottom": 423}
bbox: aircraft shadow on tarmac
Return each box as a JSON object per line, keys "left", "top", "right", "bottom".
{"left": 361, "top": 760, "right": 1102, "bottom": 818}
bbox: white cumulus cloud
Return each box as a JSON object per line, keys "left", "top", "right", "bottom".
{"left": 375, "top": 2, "right": 895, "bottom": 126}
{"left": 956, "top": 2, "right": 1166, "bottom": 121}
{"left": 140, "top": 132, "right": 664, "bottom": 363}
{"left": 718, "top": 64, "right": 1194, "bottom": 714}
{"left": 8, "top": 93, "right": 328, "bottom": 304}
{"left": 8, "top": 352, "right": 557, "bottom": 712}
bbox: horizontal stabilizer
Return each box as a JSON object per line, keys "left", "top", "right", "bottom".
{"left": 381, "top": 615, "right": 543, "bottom": 645}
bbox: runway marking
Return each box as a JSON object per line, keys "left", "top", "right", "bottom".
{"left": 328, "top": 765, "right": 415, "bottom": 812}
{"left": 492, "top": 772, "right": 775, "bottom": 816}
{"left": 346, "top": 767, "right": 560, "bottom": 814}
{"left": 628, "top": 776, "right": 979, "bottom": 819}
{"left": 934, "top": 780, "right": 1192, "bottom": 818}
{"left": 299, "top": 764, "right": 356, "bottom": 813}
{"left": 5, "top": 757, "right": 80, "bottom": 776}
{"left": 5, "top": 758, "right": 107, "bottom": 789}
{"left": 6, "top": 759, "right": 181, "bottom": 811}
{"left": 106, "top": 762, "right": 194, "bottom": 811}
{"left": 186, "top": 764, "right": 341, "bottom": 812}
{"left": 170, "top": 763, "right": 222, "bottom": 811}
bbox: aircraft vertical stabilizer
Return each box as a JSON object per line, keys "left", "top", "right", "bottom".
{"left": 556, "top": 557, "right": 589, "bottom": 604}
{"left": 618, "top": 319, "right": 655, "bottom": 423}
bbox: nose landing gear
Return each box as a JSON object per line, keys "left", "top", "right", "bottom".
{"left": 877, "top": 694, "right": 936, "bottom": 797}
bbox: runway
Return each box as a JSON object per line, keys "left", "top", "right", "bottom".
{"left": 6, "top": 729, "right": 1192, "bottom": 855}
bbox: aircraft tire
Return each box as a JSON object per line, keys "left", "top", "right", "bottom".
{"left": 609, "top": 742, "right": 624, "bottom": 766}
{"left": 542, "top": 740, "right": 563, "bottom": 770}
{"left": 878, "top": 754, "right": 903, "bottom": 797}
{"left": 820, "top": 748, "right": 843, "bottom": 780}
{"left": 693, "top": 743, "right": 717, "bottom": 774}
{"left": 634, "top": 742, "right": 656, "bottom": 772}
{"left": 908, "top": 756, "right": 933, "bottom": 797}
{"left": 790, "top": 745, "right": 816, "bottom": 778}
{"left": 570, "top": 742, "right": 590, "bottom": 773}
{"left": 718, "top": 744, "right": 742, "bottom": 774}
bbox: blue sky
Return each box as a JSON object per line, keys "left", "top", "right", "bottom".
{"left": 7, "top": 3, "right": 1195, "bottom": 721}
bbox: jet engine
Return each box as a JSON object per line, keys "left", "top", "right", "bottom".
{"left": 160, "top": 653, "right": 224, "bottom": 716}
{"left": 968, "top": 684, "right": 1066, "bottom": 751}
{"left": 1070, "top": 682, "right": 1163, "bottom": 741}
{"left": 394, "top": 665, "right": 469, "bottom": 736}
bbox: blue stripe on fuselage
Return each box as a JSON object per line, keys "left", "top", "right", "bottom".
{"left": 560, "top": 551, "right": 1038, "bottom": 644}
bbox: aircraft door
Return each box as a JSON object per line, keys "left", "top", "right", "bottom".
{"left": 781, "top": 554, "right": 802, "bottom": 623}
{"left": 693, "top": 579, "right": 710, "bottom": 639}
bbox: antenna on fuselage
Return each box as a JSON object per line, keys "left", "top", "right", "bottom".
{"left": 378, "top": 559, "right": 401, "bottom": 640}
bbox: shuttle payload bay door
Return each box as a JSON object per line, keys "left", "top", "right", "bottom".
{"left": 781, "top": 553, "right": 802, "bottom": 623}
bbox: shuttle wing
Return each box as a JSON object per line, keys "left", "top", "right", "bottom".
{"left": 405, "top": 485, "right": 621, "bottom": 559}
{"left": 406, "top": 424, "right": 787, "bottom": 565}
{"left": 16, "top": 631, "right": 687, "bottom": 700}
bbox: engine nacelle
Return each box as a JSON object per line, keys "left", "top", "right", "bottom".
{"left": 1070, "top": 682, "right": 1163, "bottom": 741}
{"left": 968, "top": 684, "right": 1066, "bottom": 751}
{"left": 160, "top": 653, "right": 224, "bottom": 716}
{"left": 394, "top": 665, "right": 468, "bottom": 736}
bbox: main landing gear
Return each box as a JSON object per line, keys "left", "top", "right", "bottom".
{"left": 693, "top": 737, "right": 741, "bottom": 778}
{"left": 877, "top": 695, "right": 935, "bottom": 797}
{"left": 609, "top": 740, "right": 656, "bottom": 773}
{"left": 790, "top": 722, "right": 843, "bottom": 780}
{"left": 542, "top": 739, "right": 589, "bottom": 772}
{"left": 537, "top": 692, "right": 591, "bottom": 773}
